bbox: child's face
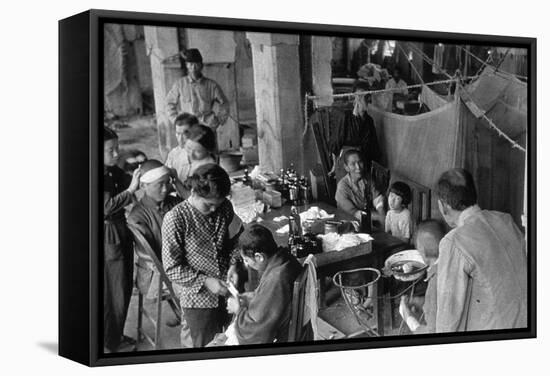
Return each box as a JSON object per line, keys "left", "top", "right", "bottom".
{"left": 175, "top": 124, "right": 191, "bottom": 148}
{"left": 104, "top": 139, "right": 119, "bottom": 167}
{"left": 388, "top": 191, "right": 404, "bottom": 210}
{"left": 185, "top": 139, "right": 209, "bottom": 161}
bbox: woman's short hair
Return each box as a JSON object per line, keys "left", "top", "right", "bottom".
{"left": 238, "top": 224, "right": 279, "bottom": 258}
{"left": 185, "top": 163, "right": 230, "bottom": 199}
{"left": 187, "top": 124, "right": 217, "bottom": 153}
{"left": 174, "top": 113, "right": 199, "bottom": 127}
{"left": 436, "top": 168, "right": 477, "bottom": 211}
{"left": 389, "top": 181, "right": 412, "bottom": 206}
{"left": 104, "top": 126, "right": 118, "bottom": 142}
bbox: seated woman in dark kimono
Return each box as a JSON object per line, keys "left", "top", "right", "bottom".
{"left": 225, "top": 224, "right": 302, "bottom": 345}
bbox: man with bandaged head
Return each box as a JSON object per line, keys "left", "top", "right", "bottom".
{"left": 127, "top": 160, "right": 193, "bottom": 346}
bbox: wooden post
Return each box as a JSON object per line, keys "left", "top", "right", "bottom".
{"left": 143, "top": 26, "right": 181, "bottom": 160}
{"left": 246, "top": 33, "right": 303, "bottom": 173}
{"left": 311, "top": 36, "right": 334, "bottom": 108}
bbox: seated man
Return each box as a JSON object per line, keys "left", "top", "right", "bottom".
{"left": 128, "top": 160, "right": 181, "bottom": 294}
{"left": 399, "top": 219, "right": 446, "bottom": 333}
{"left": 335, "top": 149, "right": 385, "bottom": 230}
{"left": 127, "top": 159, "right": 192, "bottom": 345}
{"left": 224, "top": 224, "right": 302, "bottom": 345}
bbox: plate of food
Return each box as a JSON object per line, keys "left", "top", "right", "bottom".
{"left": 384, "top": 250, "right": 428, "bottom": 282}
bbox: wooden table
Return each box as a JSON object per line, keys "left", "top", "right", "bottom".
{"left": 258, "top": 201, "right": 408, "bottom": 336}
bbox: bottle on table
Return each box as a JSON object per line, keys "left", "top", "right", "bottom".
{"left": 243, "top": 168, "right": 251, "bottom": 186}
{"left": 279, "top": 168, "right": 289, "bottom": 200}
{"left": 361, "top": 186, "right": 372, "bottom": 234}
{"left": 360, "top": 204, "right": 372, "bottom": 234}
{"left": 299, "top": 175, "right": 311, "bottom": 205}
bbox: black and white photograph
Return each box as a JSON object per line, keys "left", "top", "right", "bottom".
{"left": 100, "top": 16, "right": 531, "bottom": 356}
{"left": 3, "top": 0, "right": 548, "bottom": 374}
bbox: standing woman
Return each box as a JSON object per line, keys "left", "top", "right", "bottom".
{"left": 162, "top": 163, "right": 240, "bottom": 347}
{"left": 103, "top": 127, "right": 141, "bottom": 352}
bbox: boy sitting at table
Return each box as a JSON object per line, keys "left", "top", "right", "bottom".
{"left": 223, "top": 224, "right": 302, "bottom": 345}
{"left": 399, "top": 219, "right": 446, "bottom": 333}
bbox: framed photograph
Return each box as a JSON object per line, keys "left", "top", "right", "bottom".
{"left": 59, "top": 9, "right": 536, "bottom": 366}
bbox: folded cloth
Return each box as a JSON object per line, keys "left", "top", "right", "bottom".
{"left": 276, "top": 224, "right": 289, "bottom": 234}
{"left": 273, "top": 216, "right": 288, "bottom": 222}
{"left": 318, "top": 232, "right": 373, "bottom": 252}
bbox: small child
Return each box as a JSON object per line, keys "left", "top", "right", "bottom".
{"left": 399, "top": 219, "right": 446, "bottom": 334}
{"left": 385, "top": 181, "right": 412, "bottom": 243}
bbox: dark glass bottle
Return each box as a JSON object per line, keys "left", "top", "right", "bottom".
{"left": 361, "top": 183, "right": 373, "bottom": 233}
{"left": 289, "top": 206, "right": 302, "bottom": 237}
{"left": 360, "top": 205, "right": 372, "bottom": 234}
{"left": 243, "top": 168, "right": 250, "bottom": 186}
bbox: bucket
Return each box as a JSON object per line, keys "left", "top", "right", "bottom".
{"left": 219, "top": 151, "right": 243, "bottom": 172}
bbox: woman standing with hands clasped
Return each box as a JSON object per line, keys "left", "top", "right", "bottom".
{"left": 162, "top": 163, "right": 242, "bottom": 347}
{"left": 103, "top": 127, "right": 141, "bottom": 353}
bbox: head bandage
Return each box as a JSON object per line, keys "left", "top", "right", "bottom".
{"left": 140, "top": 166, "right": 170, "bottom": 184}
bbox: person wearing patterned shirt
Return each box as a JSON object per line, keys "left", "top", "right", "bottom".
{"left": 165, "top": 49, "right": 229, "bottom": 130}
{"left": 103, "top": 127, "right": 141, "bottom": 353}
{"left": 162, "top": 163, "right": 241, "bottom": 347}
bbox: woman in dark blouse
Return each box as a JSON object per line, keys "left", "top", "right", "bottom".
{"left": 103, "top": 127, "right": 141, "bottom": 352}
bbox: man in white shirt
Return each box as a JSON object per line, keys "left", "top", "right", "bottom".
{"left": 164, "top": 113, "right": 198, "bottom": 183}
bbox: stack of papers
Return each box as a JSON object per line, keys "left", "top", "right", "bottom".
{"left": 231, "top": 183, "right": 262, "bottom": 224}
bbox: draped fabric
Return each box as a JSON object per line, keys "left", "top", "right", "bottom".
{"left": 367, "top": 95, "right": 461, "bottom": 219}
{"left": 463, "top": 67, "right": 527, "bottom": 141}
{"left": 419, "top": 84, "right": 450, "bottom": 111}
{"left": 104, "top": 24, "right": 126, "bottom": 96}
{"left": 366, "top": 71, "right": 526, "bottom": 226}
{"left": 458, "top": 67, "right": 527, "bottom": 226}
{"left": 309, "top": 105, "right": 382, "bottom": 201}
{"left": 309, "top": 105, "right": 381, "bottom": 194}
{"left": 103, "top": 24, "right": 144, "bottom": 116}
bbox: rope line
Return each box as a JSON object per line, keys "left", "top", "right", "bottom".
{"left": 304, "top": 76, "right": 525, "bottom": 153}
{"left": 306, "top": 77, "right": 463, "bottom": 101}
{"left": 406, "top": 42, "right": 454, "bottom": 80}
{"left": 459, "top": 83, "right": 526, "bottom": 153}
{"left": 460, "top": 46, "right": 527, "bottom": 81}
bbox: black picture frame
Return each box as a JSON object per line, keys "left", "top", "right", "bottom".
{"left": 59, "top": 8, "right": 536, "bottom": 367}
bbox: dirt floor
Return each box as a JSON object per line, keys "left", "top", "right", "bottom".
{"left": 112, "top": 114, "right": 163, "bottom": 162}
